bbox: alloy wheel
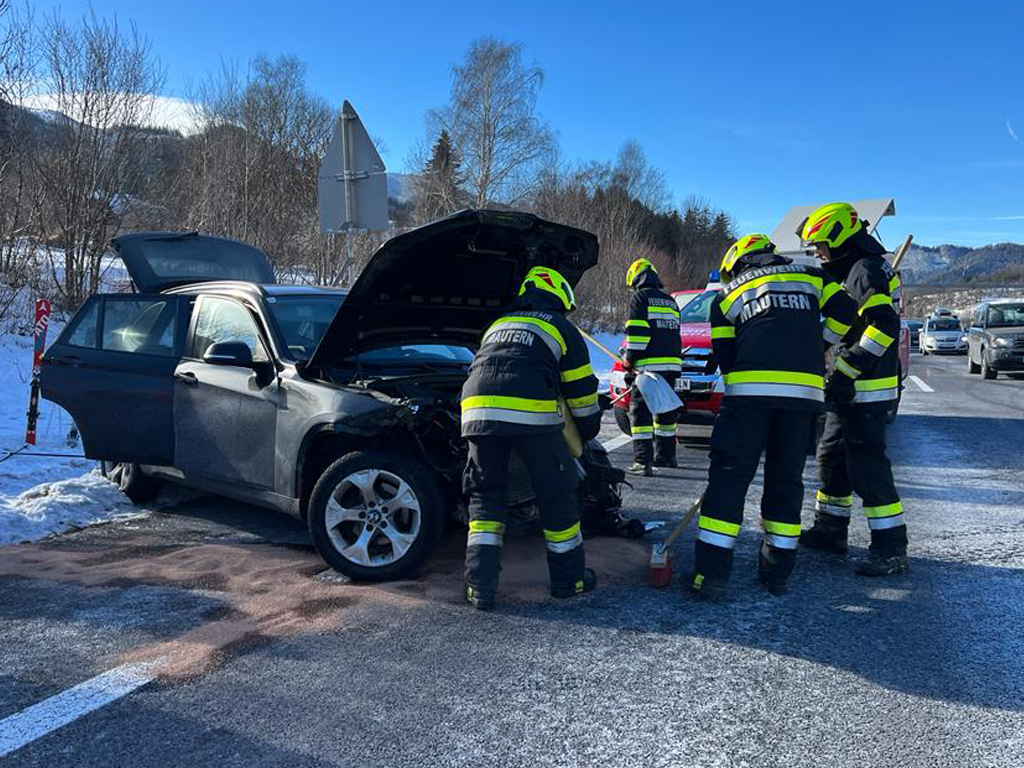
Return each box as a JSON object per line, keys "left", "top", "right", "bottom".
{"left": 323, "top": 468, "right": 422, "bottom": 567}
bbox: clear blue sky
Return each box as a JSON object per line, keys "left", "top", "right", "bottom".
{"left": 45, "top": 0, "right": 1024, "bottom": 247}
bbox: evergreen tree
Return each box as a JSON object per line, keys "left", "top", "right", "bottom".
{"left": 416, "top": 130, "right": 466, "bottom": 223}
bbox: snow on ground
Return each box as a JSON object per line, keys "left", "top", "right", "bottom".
{"left": 0, "top": 328, "right": 142, "bottom": 545}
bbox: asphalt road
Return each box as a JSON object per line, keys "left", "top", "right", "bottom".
{"left": 2, "top": 353, "right": 1023, "bottom": 767}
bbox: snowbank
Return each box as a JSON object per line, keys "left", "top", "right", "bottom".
{"left": 0, "top": 470, "right": 142, "bottom": 545}
{"left": 0, "top": 328, "right": 140, "bottom": 544}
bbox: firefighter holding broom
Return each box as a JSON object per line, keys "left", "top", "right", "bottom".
{"left": 690, "top": 234, "right": 859, "bottom": 600}
{"left": 460, "top": 266, "right": 601, "bottom": 610}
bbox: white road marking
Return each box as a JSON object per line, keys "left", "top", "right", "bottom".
{"left": 909, "top": 375, "right": 934, "bottom": 393}
{"left": 0, "top": 659, "right": 163, "bottom": 758}
{"left": 601, "top": 434, "right": 632, "bottom": 452}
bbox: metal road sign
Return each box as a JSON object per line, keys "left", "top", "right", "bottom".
{"left": 318, "top": 100, "right": 389, "bottom": 233}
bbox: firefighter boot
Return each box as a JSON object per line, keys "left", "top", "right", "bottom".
{"left": 689, "top": 572, "right": 727, "bottom": 601}
{"left": 551, "top": 567, "right": 598, "bottom": 598}
{"left": 758, "top": 542, "right": 795, "bottom": 597}
{"left": 630, "top": 429, "right": 654, "bottom": 476}
{"left": 800, "top": 513, "right": 850, "bottom": 555}
{"left": 855, "top": 551, "right": 909, "bottom": 577}
{"left": 465, "top": 584, "right": 496, "bottom": 611}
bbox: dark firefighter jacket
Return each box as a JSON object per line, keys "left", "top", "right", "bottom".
{"left": 624, "top": 271, "right": 682, "bottom": 372}
{"left": 709, "top": 255, "right": 859, "bottom": 411}
{"left": 460, "top": 288, "right": 601, "bottom": 439}
{"left": 823, "top": 229, "right": 904, "bottom": 410}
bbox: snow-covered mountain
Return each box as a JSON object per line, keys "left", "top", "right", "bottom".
{"left": 18, "top": 93, "right": 200, "bottom": 136}
{"left": 386, "top": 172, "right": 415, "bottom": 203}
{"left": 899, "top": 243, "right": 1024, "bottom": 285}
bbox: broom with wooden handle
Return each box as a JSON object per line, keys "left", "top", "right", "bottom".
{"left": 648, "top": 492, "right": 704, "bottom": 587}
{"left": 891, "top": 234, "right": 914, "bottom": 271}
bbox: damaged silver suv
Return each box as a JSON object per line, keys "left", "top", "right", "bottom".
{"left": 41, "top": 210, "right": 625, "bottom": 580}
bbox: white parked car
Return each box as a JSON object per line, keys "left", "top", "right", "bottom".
{"left": 920, "top": 315, "right": 967, "bottom": 355}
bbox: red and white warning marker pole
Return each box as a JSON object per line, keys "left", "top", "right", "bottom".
{"left": 25, "top": 298, "right": 52, "bottom": 445}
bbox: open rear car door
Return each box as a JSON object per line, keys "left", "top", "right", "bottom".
{"left": 41, "top": 294, "right": 191, "bottom": 464}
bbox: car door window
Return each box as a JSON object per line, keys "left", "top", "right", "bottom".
{"left": 191, "top": 297, "right": 268, "bottom": 362}
{"left": 101, "top": 298, "right": 178, "bottom": 356}
{"left": 64, "top": 299, "right": 100, "bottom": 348}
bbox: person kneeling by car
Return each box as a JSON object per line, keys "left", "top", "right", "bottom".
{"left": 460, "top": 266, "right": 602, "bottom": 610}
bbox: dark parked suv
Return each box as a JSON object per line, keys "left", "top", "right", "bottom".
{"left": 41, "top": 210, "right": 622, "bottom": 580}
{"left": 967, "top": 299, "right": 1024, "bottom": 379}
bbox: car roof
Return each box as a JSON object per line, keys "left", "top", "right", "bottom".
{"left": 164, "top": 280, "right": 346, "bottom": 301}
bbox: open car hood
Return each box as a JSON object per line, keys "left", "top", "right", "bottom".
{"left": 307, "top": 210, "right": 599, "bottom": 371}
{"left": 111, "top": 232, "right": 275, "bottom": 293}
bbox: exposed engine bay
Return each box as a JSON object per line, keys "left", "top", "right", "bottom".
{"left": 346, "top": 370, "right": 642, "bottom": 538}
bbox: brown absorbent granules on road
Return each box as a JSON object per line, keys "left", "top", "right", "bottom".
{"left": 0, "top": 533, "right": 648, "bottom": 679}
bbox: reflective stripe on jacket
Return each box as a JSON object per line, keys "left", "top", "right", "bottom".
{"left": 831, "top": 252, "right": 903, "bottom": 409}
{"left": 624, "top": 282, "right": 682, "bottom": 372}
{"left": 710, "top": 261, "right": 859, "bottom": 411}
{"left": 461, "top": 291, "right": 600, "bottom": 438}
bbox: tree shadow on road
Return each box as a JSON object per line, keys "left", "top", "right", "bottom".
{"left": 503, "top": 534, "right": 1024, "bottom": 714}
{"left": 889, "top": 414, "right": 1024, "bottom": 470}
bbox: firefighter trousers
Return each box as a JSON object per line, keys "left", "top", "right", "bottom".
{"left": 816, "top": 407, "right": 907, "bottom": 555}
{"left": 628, "top": 372, "right": 679, "bottom": 464}
{"left": 694, "top": 404, "right": 815, "bottom": 583}
{"left": 463, "top": 432, "right": 585, "bottom": 598}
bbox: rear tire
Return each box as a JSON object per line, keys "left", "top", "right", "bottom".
{"left": 613, "top": 406, "right": 632, "bottom": 437}
{"left": 307, "top": 450, "right": 443, "bottom": 581}
{"left": 100, "top": 461, "right": 160, "bottom": 504}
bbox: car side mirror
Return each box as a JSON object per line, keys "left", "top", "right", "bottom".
{"left": 203, "top": 341, "right": 253, "bottom": 367}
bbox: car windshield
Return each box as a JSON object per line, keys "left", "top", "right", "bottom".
{"left": 674, "top": 292, "right": 700, "bottom": 311}
{"left": 907, "top": 321, "right": 923, "bottom": 331}
{"left": 342, "top": 344, "right": 473, "bottom": 372}
{"left": 267, "top": 295, "right": 344, "bottom": 360}
{"left": 679, "top": 290, "right": 718, "bottom": 324}
{"left": 928, "top": 318, "right": 962, "bottom": 332}
{"left": 987, "top": 304, "right": 1024, "bottom": 328}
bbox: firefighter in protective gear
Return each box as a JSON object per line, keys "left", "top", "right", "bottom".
{"left": 799, "top": 203, "right": 909, "bottom": 577}
{"left": 460, "top": 266, "right": 601, "bottom": 610}
{"left": 623, "top": 258, "right": 682, "bottom": 475}
{"left": 691, "top": 234, "right": 859, "bottom": 599}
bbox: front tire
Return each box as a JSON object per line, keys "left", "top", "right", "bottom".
{"left": 307, "top": 451, "right": 443, "bottom": 581}
{"left": 982, "top": 353, "right": 998, "bottom": 380}
{"left": 100, "top": 461, "right": 160, "bottom": 504}
{"left": 969, "top": 352, "right": 980, "bottom": 374}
